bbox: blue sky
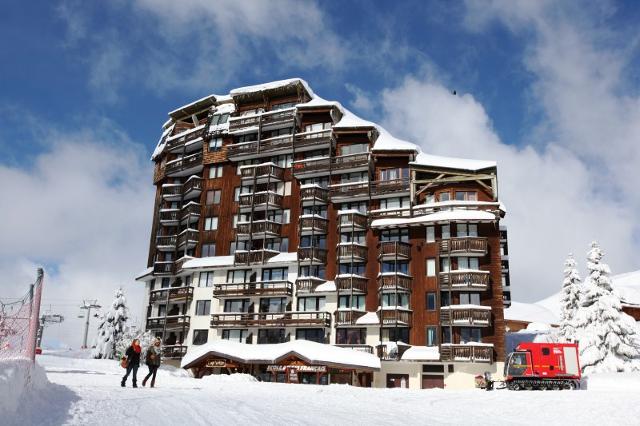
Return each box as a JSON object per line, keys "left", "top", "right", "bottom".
{"left": 1, "top": 0, "right": 639, "bottom": 347}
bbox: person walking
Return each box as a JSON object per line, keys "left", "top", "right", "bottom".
{"left": 121, "top": 339, "right": 141, "bottom": 388}
{"left": 142, "top": 338, "right": 162, "bottom": 388}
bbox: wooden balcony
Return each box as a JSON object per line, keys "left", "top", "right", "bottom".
{"left": 156, "top": 235, "right": 177, "bottom": 251}
{"left": 210, "top": 311, "right": 331, "bottom": 328}
{"left": 331, "top": 153, "right": 369, "bottom": 172}
{"left": 378, "top": 241, "right": 411, "bottom": 260}
{"left": 229, "top": 108, "right": 296, "bottom": 133}
{"left": 378, "top": 309, "right": 412, "bottom": 325}
{"left": 295, "top": 277, "right": 326, "bottom": 293}
{"left": 334, "top": 310, "right": 366, "bottom": 325}
{"left": 180, "top": 202, "right": 201, "bottom": 224}
{"left": 226, "top": 135, "right": 293, "bottom": 159}
{"left": 159, "top": 209, "right": 179, "bottom": 225}
{"left": 377, "top": 273, "right": 412, "bottom": 292}
{"left": 238, "top": 192, "right": 283, "bottom": 210}
{"left": 177, "top": 229, "right": 198, "bottom": 249}
{"left": 439, "top": 271, "right": 490, "bottom": 291}
{"left": 174, "top": 256, "right": 193, "bottom": 274}
{"left": 228, "top": 114, "right": 260, "bottom": 133}
{"left": 330, "top": 181, "right": 370, "bottom": 200}
{"left": 376, "top": 343, "right": 411, "bottom": 361}
{"left": 240, "top": 163, "right": 284, "bottom": 182}
{"left": 300, "top": 185, "right": 329, "bottom": 204}
{"left": 168, "top": 286, "right": 193, "bottom": 302}
{"left": 149, "top": 288, "right": 169, "bottom": 303}
{"left": 292, "top": 157, "right": 330, "bottom": 176}
{"left": 294, "top": 130, "right": 333, "bottom": 151}
{"left": 153, "top": 261, "right": 174, "bottom": 275}
{"left": 440, "top": 344, "right": 493, "bottom": 363}
{"left": 236, "top": 220, "right": 282, "bottom": 238}
{"left": 440, "top": 306, "right": 491, "bottom": 327}
{"left": 234, "top": 249, "right": 279, "bottom": 264}
{"left": 165, "top": 151, "right": 203, "bottom": 177}
{"left": 297, "top": 247, "right": 327, "bottom": 263}
{"left": 164, "top": 315, "right": 191, "bottom": 330}
{"left": 338, "top": 212, "right": 368, "bottom": 229}
{"left": 370, "top": 178, "right": 409, "bottom": 197}
{"left": 161, "top": 184, "right": 182, "bottom": 202}
{"left": 213, "top": 281, "right": 293, "bottom": 298}
{"left": 439, "top": 237, "right": 488, "bottom": 256}
{"left": 335, "top": 275, "right": 368, "bottom": 294}
{"left": 335, "top": 344, "right": 374, "bottom": 354}
{"left": 337, "top": 243, "right": 368, "bottom": 262}
{"left": 299, "top": 216, "right": 328, "bottom": 234}
{"left": 165, "top": 126, "right": 205, "bottom": 153}
{"left": 183, "top": 177, "right": 203, "bottom": 200}
{"left": 162, "top": 345, "right": 188, "bottom": 359}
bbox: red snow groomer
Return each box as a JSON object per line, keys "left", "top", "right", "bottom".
{"left": 503, "top": 342, "right": 581, "bottom": 390}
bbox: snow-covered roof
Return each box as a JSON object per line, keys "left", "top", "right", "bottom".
{"left": 412, "top": 153, "right": 496, "bottom": 171}
{"left": 314, "top": 280, "right": 336, "bottom": 292}
{"left": 371, "top": 128, "right": 419, "bottom": 152}
{"left": 135, "top": 267, "right": 154, "bottom": 281}
{"left": 355, "top": 312, "right": 380, "bottom": 325}
{"left": 181, "top": 339, "right": 380, "bottom": 371}
{"left": 296, "top": 94, "right": 341, "bottom": 110}
{"left": 168, "top": 94, "right": 218, "bottom": 119}
{"left": 230, "top": 78, "right": 314, "bottom": 98}
{"left": 401, "top": 345, "right": 440, "bottom": 361}
{"left": 371, "top": 209, "right": 497, "bottom": 228}
{"left": 181, "top": 252, "right": 298, "bottom": 270}
{"left": 333, "top": 108, "right": 377, "bottom": 130}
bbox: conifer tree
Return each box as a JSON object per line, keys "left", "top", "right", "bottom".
{"left": 92, "top": 288, "right": 129, "bottom": 359}
{"left": 559, "top": 254, "right": 582, "bottom": 342}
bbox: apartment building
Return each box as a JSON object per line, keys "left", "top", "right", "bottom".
{"left": 136, "top": 78, "right": 511, "bottom": 388}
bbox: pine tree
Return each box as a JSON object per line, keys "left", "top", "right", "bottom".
{"left": 92, "top": 288, "right": 129, "bottom": 359}
{"left": 575, "top": 242, "right": 640, "bottom": 374}
{"left": 559, "top": 254, "right": 582, "bottom": 342}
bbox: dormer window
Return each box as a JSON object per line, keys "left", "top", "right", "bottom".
{"left": 455, "top": 191, "right": 477, "bottom": 201}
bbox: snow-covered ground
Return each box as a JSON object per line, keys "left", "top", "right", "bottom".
{"left": 4, "top": 351, "right": 640, "bottom": 425}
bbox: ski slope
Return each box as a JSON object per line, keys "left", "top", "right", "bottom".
{"left": 6, "top": 351, "right": 640, "bottom": 425}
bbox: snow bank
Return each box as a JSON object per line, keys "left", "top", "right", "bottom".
{"left": 0, "top": 358, "right": 50, "bottom": 418}
{"left": 201, "top": 373, "right": 257, "bottom": 384}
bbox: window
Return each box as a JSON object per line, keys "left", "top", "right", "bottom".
{"left": 441, "top": 225, "right": 450, "bottom": 240}
{"left": 338, "top": 295, "right": 365, "bottom": 310}
{"left": 206, "top": 190, "right": 221, "bottom": 205}
{"left": 340, "top": 171, "right": 369, "bottom": 183}
{"left": 455, "top": 191, "right": 477, "bottom": 201}
{"left": 438, "top": 192, "right": 450, "bottom": 202}
{"left": 192, "top": 330, "right": 208, "bottom": 345}
{"left": 339, "top": 263, "right": 365, "bottom": 276}
{"left": 210, "top": 113, "right": 229, "bottom": 126}
{"left": 157, "top": 304, "right": 166, "bottom": 317}
{"left": 161, "top": 277, "right": 170, "bottom": 288}
{"left": 339, "top": 143, "right": 369, "bottom": 155}
{"left": 425, "top": 193, "right": 435, "bottom": 204}
{"left": 271, "top": 102, "right": 295, "bottom": 111}
{"left": 296, "top": 329, "right": 325, "bottom": 343}
{"left": 224, "top": 299, "right": 250, "bottom": 313}
{"left": 457, "top": 257, "right": 479, "bottom": 270}
{"left": 204, "top": 216, "right": 218, "bottom": 231}
{"left": 297, "top": 296, "right": 326, "bottom": 312}
{"left": 426, "top": 293, "right": 437, "bottom": 310}
{"left": 426, "top": 326, "right": 438, "bottom": 347}
{"left": 261, "top": 268, "right": 287, "bottom": 281}
{"left": 208, "top": 165, "right": 223, "bottom": 179}
{"left": 336, "top": 328, "right": 366, "bottom": 345}
{"left": 457, "top": 223, "right": 478, "bottom": 237}
{"left": 380, "top": 228, "right": 409, "bottom": 242}
{"left": 442, "top": 327, "right": 451, "bottom": 344}
{"left": 209, "top": 137, "right": 223, "bottom": 152}
{"left": 379, "top": 168, "right": 409, "bottom": 180}
{"left": 238, "top": 132, "right": 258, "bottom": 142}
{"left": 259, "top": 297, "right": 287, "bottom": 313}
{"left": 258, "top": 329, "right": 286, "bottom": 344}
{"left": 195, "top": 300, "right": 211, "bottom": 316}
{"left": 282, "top": 209, "right": 290, "bottom": 224}
{"left": 304, "top": 122, "right": 332, "bottom": 132}
{"left": 381, "top": 261, "right": 408, "bottom": 274}
{"left": 222, "top": 329, "right": 248, "bottom": 343}
{"left": 381, "top": 293, "right": 409, "bottom": 308}
{"left": 460, "top": 328, "right": 482, "bottom": 343}
{"left": 542, "top": 347, "right": 551, "bottom": 356}
{"left": 298, "top": 265, "right": 325, "bottom": 279}
{"left": 227, "top": 269, "right": 254, "bottom": 283}
{"left": 341, "top": 231, "right": 366, "bottom": 244}
{"left": 426, "top": 259, "right": 436, "bottom": 277}
{"left": 459, "top": 292, "right": 481, "bottom": 305}
{"left": 380, "top": 197, "right": 410, "bottom": 210}
{"left": 381, "top": 327, "right": 409, "bottom": 343}
{"left": 440, "top": 292, "right": 450, "bottom": 307}
{"left": 426, "top": 226, "right": 435, "bottom": 243}
{"left": 440, "top": 258, "right": 450, "bottom": 273}
{"left": 202, "top": 243, "right": 216, "bottom": 257}
{"left": 199, "top": 272, "right": 214, "bottom": 287}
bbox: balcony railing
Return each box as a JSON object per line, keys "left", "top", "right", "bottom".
{"left": 261, "top": 108, "right": 296, "bottom": 128}
{"left": 297, "top": 247, "right": 327, "bottom": 263}
{"left": 335, "top": 344, "right": 374, "bottom": 354}
{"left": 234, "top": 249, "right": 279, "bottom": 264}
{"left": 377, "top": 273, "right": 412, "bottom": 292}
{"left": 238, "top": 192, "right": 283, "bottom": 209}
{"left": 292, "top": 156, "right": 330, "bottom": 175}
{"left": 378, "top": 309, "right": 412, "bottom": 325}
{"left": 156, "top": 235, "right": 177, "bottom": 250}
{"left": 236, "top": 220, "right": 282, "bottom": 237}
{"left": 180, "top": 202, "right": 201, "bottom": 220}
{"left": 183, "top": 177, "right": 203, "bottom": 199}
{"left": 440, "top": 306, "right": 491, "bottom": 327}
{"left": 177, "top": 229, "right": 198, "bottom": 248}
{"left": 164, "top": 315, "right": 191, "bottom": 330}
{"left": 335, "top": 275, "right": 368, "bottom": 294}
{"left": 165, "top": 125, "right": 205, "bottom": 152}
{"left": 159, "top": 210, "right": 179, "bottom": 224}
{"left": 439, "top": 271, "right": 490, "bottom": 291}
{"left": 174, "top": 256, "right": 193, "bottom": 274}
{"left": 149, "top": 289, "right": 169, "bottom": 303}
{"left": 440, "top": 344, "right": 493, "bottom": 363}
{"left": 337, "top": 243, "right": 368, "bottom": 261}
{"left": 439, "top": 237, "right": 488, "bottom": 255}
{"left": 295, "top": 277, "right": 326, "bottom": 293}
{"left": 210, "top": 311, "right": 331, "bottom": 328}
{"left": 165, "top": 152, "right": 203, "bottom": 176}
{"left": 161, "top": 184, "right": 182, "bottom": 200}
{"left": 240, "top": 163, "right": 285, "bottom": 181}
{"left": 213, "top": 281, "right": 293, "bottom": 297}
{"left": 334, "top": 310, "right": 366, "bottom": 325}
{"left": 338, "top": 212, "right": 368, "bottom": 229}
{"left": 370, "top": 178, "right": 409, "bottom": 196}
{"left": 294, "top": 130, "right": 332, "bottom": 149}
{"left": 376, "top": 343, "right": 411, "bottom": 361}
{"left": 168, "top": 286, "right": 193, "bottom": 302}
{"left": 300, "top": 185, "right": 329, "bottom": 204}
{"left": 299, "top": 216, "right": 328, "bottom": 233}
{"left": 153, "top": 261, "right": 174, "bottom": 275}
{"left": 378, "top": 241, "right": 411, "bottom": 260}
{"left": 162, "top": 345, "right": 188, "bottom": 359}
{"left": 330, "top": 181, "right": 370, "bottom": 199}
{"left": 226, "top": 135, "right": 294, "bottom": 158}
{"left": 331, "top": 153, "right": 369, "bottom": 171}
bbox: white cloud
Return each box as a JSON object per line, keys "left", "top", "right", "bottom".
{"left": 0, "top": 120, "right": 154, "bottom": 348}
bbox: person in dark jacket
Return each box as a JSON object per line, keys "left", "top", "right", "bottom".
{"left": 142, "top": 338, "right": 162, "bottom": 388}
{"left": 121, "top": 339, "right": 141, "bottom": 388}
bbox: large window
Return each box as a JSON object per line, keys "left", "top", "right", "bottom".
{"left": 210, "top": 113, "right": 229, "bottom": 126}
{"left": 338, "top": 295, "right": 365, "bottom": 310}
{"left": 259, "top": 297, "right": 287, "bottom": 313}
{"left": 206, "top": 190, "right": 221, "bottom": 205}
{"left": 338, "top": 201, "right": 368, "bottom": 213}
{"left": 223, "top": 299, "right": 250, "bottom": 313}
{"left": 208, "top": 164, "right": 223, "bottom": 179}
{"left": 261, "top": 268, "right": 288, "bottom": 281}
{"left": 202, "top": 243, "right": 216, "bottom": 257}
{"left": 426, "top": 259, "right": 436, "bottom": 277}
{"left": 380, "top": 228, "right": 409, "bottom": 242}
{"left": 339, "top": 143, "right": 369, "bottom": 156}
{"left": 381, "top": 327, "right": 409, "bottom": 343}
{"left": 298, "top": 265, "right": 325, "bottom": 279}
{"left": 426, "top": 292, "right": 437, "bottom": 310}
{"left": 297, "top": 296, "right": 326, "bottom": 312}
{"left": 304, "top": 122, "right": 332, "bottom": 133}
{"left": 441, "top": 224, "right": 450, "bottom": 240}
{"left": 336, "top": 328, "right": 366, "bottom": 345}
{"left": 426, "top": 327, "right": 438, "bottom": 346}
{"left": 295, "top": 328, "right": 325, "bottom": 343}
{"left": 457, "top": 223, "right": 478, "bottom": 237}
{"left": 460, "top": 328, "right": 482, "bottom": 344}
{"left": 195, "top": 300, "right": 211, "bottom": 316}
{"left": 209, "top": 137, "right": 223, "bottom": 152}
{"left": 457, "top": 257, "right": 479, "bottom": 270}
{"left": 299, "top": 235, "right": 326, "bottom": 249}
{"left": 204, "top": 216, "right": 218, "bottom": 231}
{"left": 227, "top": 269, "right": 255, "bottom": 283}
{"left": 442, "top": 327, "right": 452, "bottom": 344}
{"left": 222, "top": 329, "right": 248, "bottom": 343}
{"left": 459, "top": 292, "right": 481, "bottom": 305}
{"left": 199, "top": 272, "right": 214, "bottom": 288}
{"left": 381, "top": 261, "right": 409, "bottom": 274}
{"left": 379, "top": 168, "right": 408, "bottom": 181}
{"left": 302, "top": 205, "right": 327, "bottom": 218}
{"left": 426, "top": 226, "right": 435, "bottom": 243}
{"left": 455, "top": 191, "right": 477, "bottom": 201}
{"left": 192, "top": 330, "right": 208, "bottom": 345}
{"left": 381, "top": 293, "right": 409, "bottom": 308}
{"left": 339, "top": 263, "right": 365, "bottom": 276}
{"left": 379, "top": 197, "right": 410, "bottom": 210}
{"left": 340, "top": 231, "right": 366, "bottom": 244}
{"left": 258, "top": 329, "right": 286, "bottom": 344}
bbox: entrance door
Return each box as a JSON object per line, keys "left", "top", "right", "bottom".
{"left": 421, "top": 375, "right": 444, "bottom": 389}
{"left": 386, "top": 374, "right": 409, "bottom": 388}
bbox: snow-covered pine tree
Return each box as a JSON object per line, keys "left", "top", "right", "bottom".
{"left": 559, "top": 254, "right": 582, "bottom": 342}
{"left": 92, "top": 288, "right": 129, "bottom": 359}
{"left": 574, "top": 242, "right": 640, "bottom": 374}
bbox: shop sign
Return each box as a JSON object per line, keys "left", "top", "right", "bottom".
{"left": 206, "top": 359, "right": 229, "bottom": 368}
{"left": 288, "top": 368, "right": 299, "bottom": 383}
{"left": 267, "top": 364, "right": 327, "bottom": 373}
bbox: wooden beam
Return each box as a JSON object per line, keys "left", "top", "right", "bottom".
{"left": 413, "top": 174, "right": 495, "bottom": 185}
